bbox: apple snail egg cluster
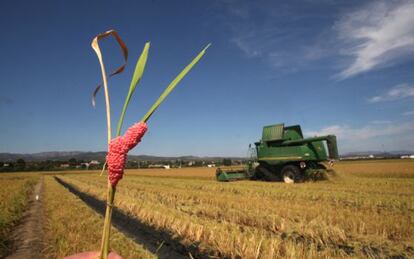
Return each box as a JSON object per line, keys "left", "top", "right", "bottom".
{"left": 106, "top": 121, "right": 148, "bottom": 186}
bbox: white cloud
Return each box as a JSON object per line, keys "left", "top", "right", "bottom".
{"left": 226, "top": 2, "right": 250, "bottom": 19}
{"left": 218, "top": 1, "right": 414, "bottom": 77}
{"left": 230, "top": 33, "right": 263, "bottom": 58}
{"left": 336, "top": 1, "right": 414, "bottom": 79}
{"left": 305, "top": 121, "right": 414, "bottom": 152}
{"left": 370, "top": 120, "right": 391, "bottom": 124}
{"left": 403, "top": 110, "right": 414, "bottom": 116}
{"left": 368, "top": 84, "right": 414, "bottom": 103}
{"left": 306, "top": 122, "right": 414, "bottom": 141}
{"left": 216, "top": 1, "right": 338, "bottom": 73}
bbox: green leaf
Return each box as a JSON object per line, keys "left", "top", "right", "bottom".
{"left": 141, "top": 43, "right": 211, "bottom": 123}
{"left": 116, "top": 42, "right": 150, "bottom": 136}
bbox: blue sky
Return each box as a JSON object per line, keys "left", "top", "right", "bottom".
{"left": 1, "top": 0, "right": 414, "bottom": 156}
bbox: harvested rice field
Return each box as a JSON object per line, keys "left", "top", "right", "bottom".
{"left": 1, "top": 160, "right": 414, "bottom": 258}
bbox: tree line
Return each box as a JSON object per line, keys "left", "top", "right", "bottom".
{"left": 0, "top": 158, "right": 241, "bottom": 172}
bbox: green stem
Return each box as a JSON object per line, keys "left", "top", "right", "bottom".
{"left": 100, "top": 183, "right": 115, "bottom": 259}
{"left": 92, "top": 34, "right": 114, "bottom": 259}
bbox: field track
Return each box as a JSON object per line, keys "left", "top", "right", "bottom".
{"left": 7, "top": 178, "right": 44, "bottom": 258}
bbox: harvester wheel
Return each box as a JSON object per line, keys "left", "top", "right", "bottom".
{"left": 281, "top": 165, "right": 302, "bottom": 183}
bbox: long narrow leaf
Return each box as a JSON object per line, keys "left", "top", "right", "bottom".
{"left": 116, "top": 42, "right": 150, "bottom": 136}
{"left": 141, "top": 43, "right": 211, "bottom": 123}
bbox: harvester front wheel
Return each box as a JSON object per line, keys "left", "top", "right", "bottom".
{"left": 281, "top": 165, "right": 302, "bottom": 184}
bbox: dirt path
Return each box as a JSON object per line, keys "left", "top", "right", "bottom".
{"left": 7, "top": 177, "right": 44, "bottom": 259}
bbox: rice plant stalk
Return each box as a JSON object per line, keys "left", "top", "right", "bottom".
{"left": 91, "top": 30, "right": 128, "bottom": 259}
{"left": 92, "top": 31, "right": 209, "bottom": 259}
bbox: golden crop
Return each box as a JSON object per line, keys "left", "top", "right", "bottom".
{"left": 56, "top": 160, "right": 414, "bottom": 258}
{"left": 42, "top": 177, "right": 154, "bottom": 259}
{"left": 1, "top": 160, "right": 413, "bottom": 258}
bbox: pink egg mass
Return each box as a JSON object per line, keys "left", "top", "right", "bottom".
{"left": 106, "top": 121, "right": 148, "bottom": 186}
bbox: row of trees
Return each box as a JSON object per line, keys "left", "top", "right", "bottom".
{"left": 0, "top": 158, "right": 99, "bottom": 172}
{"left": 1, "top": 159, "right": 43, "bottom": 172}
{"left": 0, "top": 158, "right": 243, "bottom": 172}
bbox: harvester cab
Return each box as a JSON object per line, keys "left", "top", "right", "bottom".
{"left": 216, "top": 123, "right": 339, "bottom": 183}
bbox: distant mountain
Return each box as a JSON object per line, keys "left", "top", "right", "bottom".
{"left": 0, "top": 151, "right": 243, "bottom": 162}
{"left": 2, "top": 150, "right": 413, "bottom": 162}
{"left": 0, "top": 151, "right": 106, "bottom": 162}
{"left": 341, "top": 150, "right": 414, "bottom": 157}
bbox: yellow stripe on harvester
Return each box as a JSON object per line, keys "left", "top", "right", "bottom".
{"left": 260, "top": 156, "right": 302, "bottom": 160}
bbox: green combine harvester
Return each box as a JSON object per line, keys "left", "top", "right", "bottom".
{"left": 216, "top": 123, "right": 339, "bottom": 183}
